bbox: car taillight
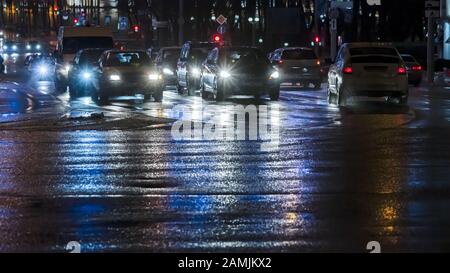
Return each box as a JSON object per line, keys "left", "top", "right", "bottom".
{"left": 316, "top": 60, "right": 321, "bottom": 66}
{"left": 397, "top": 67, "right": 407, "bottom": 75}
{"left": 411, "top": 65, "right": 422, "bottom": 71}
{"left": 278, "top": 60, "right": 284, "bottom": 65}
{"left": 343, "top": 67, "right": 353, "bottom": 74}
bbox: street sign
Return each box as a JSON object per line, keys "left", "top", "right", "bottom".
{"left": 104, "top": 16, "right": 111, "bottom": 26}
{"left": 118, "top": 16, "right": 128, "bottom": 31}
{"left": 217, "top": 24, "right": 226, "bottom": 34}
{"left": 216, "top": 15, "right": 227, "bottom": 25}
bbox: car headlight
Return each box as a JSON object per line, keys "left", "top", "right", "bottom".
{"left": 270, "top": 71, "right": 280, "bottom": 79}
{"left": 26, "top": 45, "right": 31, "bottom": 50}
{"left": 82, "top": 71, "right": 92, "bottom": 80}
{"left": 163, "top": 68, "right": 174, "bottom": 76}
{"left": 38, "top": 65, "right": 48, "bottom": 75}
{"left": 109, "top": 74, "right": 121, "bottom": 81}
{"left": 220, "top": 70, "right": 231, "bottom": 78}
{"left": 12, "top": 45, "right": 17, "bottom": 50}
{"left": 36, "top": 44, "right": 41, "bottom": 50}
{"left": 191, "top": 67, "right": 201, "bottom": 77}
{"left": 64, "top": 64, "right": 71, "bottom": 73}
{"left": 148, "top": 73, "right": 162, "bottom": 81}
{"left": 3, "top": 45, "right": 7, "bottom": 50}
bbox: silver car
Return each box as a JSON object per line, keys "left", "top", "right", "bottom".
{"left": 327, "top": 43, "right": 409, "bottom": 106}
{"left": 269, "top": 47, "right": 322, "bottom": 89}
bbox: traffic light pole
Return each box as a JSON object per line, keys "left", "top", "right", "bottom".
{"left": 427, "top": 16, "right": 435, "bottom": 83}
{"left": 178, "top": 0, "right": 184, "bottom": 46}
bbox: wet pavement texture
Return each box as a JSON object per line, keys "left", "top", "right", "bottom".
{"left": 0, "top": 54, "right": 450, "bottom": 252}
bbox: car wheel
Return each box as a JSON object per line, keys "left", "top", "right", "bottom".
{"left": 153, "top": 89, "right": 163, "bottom": 102}
{"left": 91, "top": 92, "right": 98, "bottom": 102}
{"left": 215, "top": 84, "right": 225, "bottom": 102}
{"left": 270, "top": 88, "right": 280, "bottom": 101}
{"left": 187, "top": 76, "right": 196, "bottom": 96}
{"left": 55, "top": 80, "right": 67, "bottom": 93}
{"left": 99, "top": 92, "right": 109, "bottom": 104}
{"left": 327, "top": 87, "right": 335, "bottom": 104}
{"left": 399, "top": 96, "right": 408, "bottom": 105}
{"left": 143, "top": 93, "right": 152, "bottom": 101}
{"left": 176, "top": 83, "right": 184, "bottom": 94}
{"left": 313, "top": 81, "right": 321, "bottom": 90}
{"left": 68, "top": 84, "right": 78, "bottom": 99}
{"left": 200, "top": 80, "right": 208, "bottom": 100}
{"left": 337, "top": 88, "right": 347, "bottom": 107}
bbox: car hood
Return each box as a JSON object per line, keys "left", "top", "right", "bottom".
{"left": 103, "top": 66, "right": 156, "bottom": 75}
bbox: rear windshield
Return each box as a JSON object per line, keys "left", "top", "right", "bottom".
{"left": 63, "top": 37, "right": 113, "bottom": 54}
{"left": 282, "top": 49, "right": 317, "bottom": 60}
{"left": 350, "top": 47, "right": 398, "bottom": 56}
{"left": 351, "top": 56, "right": 400, "bottom": 64}
{"left": 401, "top": 55, "right": 416, "bottom": 62}
{"left": 105, "top": 52, "right": 151, "bottom": 67}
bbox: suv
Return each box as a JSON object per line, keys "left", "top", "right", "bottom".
{"left": 269, "top": 47, "right": 322, "bottom": 89}
{"left": 176, "top": 42, "right": 216, "bottom": 95}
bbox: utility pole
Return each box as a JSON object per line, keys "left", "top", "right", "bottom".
{"left": 427, "top": 16, "right": 436, "bottom": 83}
{"left": 178, "top": 0, "right": 184, "bottom": 46}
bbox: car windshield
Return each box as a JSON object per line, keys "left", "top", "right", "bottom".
{"left": 32, "top": 56, "right": 55, "bottom": 64}
{"left": 221, "top": 48, "right": 269, "bottom": 65}
{"left": 163, "top": 49, "right": 180, "bottom": 62}
{"left": 350, "top": 47, "right": 398, "bottom": 56}
{"left": 63, "top": 37, "right": 113, "bottom": 54}
{"left": 189, "top": 48, "right": 209, "bottom": 62}
{"left": 79, "top": 51, "right": 104, "bottom": 64}
{"left": 282, "top": 49, "right": 317, "bottom": 60}
{"left": 105, "top": 52, "right": 151, "bottom": 67}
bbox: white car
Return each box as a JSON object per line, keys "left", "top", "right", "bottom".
{"left": 327, "top": 43, "right": 409, "bottom": 106}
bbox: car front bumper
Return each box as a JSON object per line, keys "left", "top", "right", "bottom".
{"left": 99, "top": 80, "right": 163, "bottom": 96}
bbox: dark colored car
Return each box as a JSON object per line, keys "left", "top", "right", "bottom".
{"left": 68, "top": 48, "right": 108, "bottom": 98}
{"left": 155, "top": 46, "right": 181, "bottom": 87}
{"left": 92, "top": 50, "right": 163, "bottom": 103}
{"left": 401, "top": 54, "right": 422, "bottom": 86}
{"left": 269, "top": 47, "right": 322, "bottom": 89}
{"left": 177, "top": 41, "right": 216, "bottom": 95}
{"left": 28, "top": 55, "right": 56, "bottom": 80}
{"left": 200, "top": 46, "right": 281, "bottom": 101}
{"left": 2, "top": 41, "right": 19, "bottom": 54}
{"left": 25, "top": 40, "right": 42, "bottom": 53}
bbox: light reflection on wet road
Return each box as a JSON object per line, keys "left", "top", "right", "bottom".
{"left": 0, "top": 54, "right": 450, "bottom": 252}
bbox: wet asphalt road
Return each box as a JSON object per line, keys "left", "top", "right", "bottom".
{"left": 1, "top": 54, "right": 450, "bottom": 253}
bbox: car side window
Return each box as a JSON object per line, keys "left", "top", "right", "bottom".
{"left": 335, "top": 47, "right": 345, "bottom": 67}
{"left": 207, "top": 49, "right": 218, "bottom": 64}
{"left": 181, "top": 45, "right": 189, "bottom": 60}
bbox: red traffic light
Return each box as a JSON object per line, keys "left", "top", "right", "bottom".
{"left": 213, "top": 34, "right": 222, "bottom": 43}
{"left": 133, "top": 25, "right": 140, "bottom": 33}
{"left": 314, "top": 36, "right": 321, "bottom": 44}
{"left": 73, "top": 18, "right": 78, "bottom": 24}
